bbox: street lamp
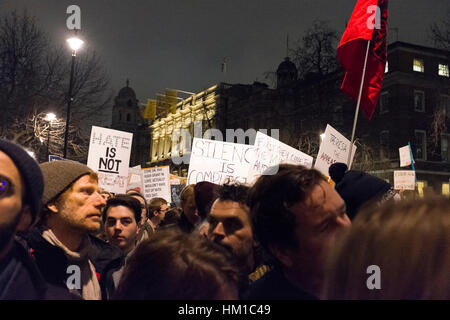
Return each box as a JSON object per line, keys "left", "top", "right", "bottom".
{"left": 45, "top": 112, "right": 56, "bottom": 160}
{"left": 63, "top": 33, "right": 84, "bottom": 158}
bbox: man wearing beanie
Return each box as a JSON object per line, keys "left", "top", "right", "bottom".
{"left": 329, "top": 162, "right": 398, "bottom": 220}
{"left": 23, "top": 160, "right": 121, "bottom": 300}
{"left": 0, "top": 139, "right": 76, "bottom": 299}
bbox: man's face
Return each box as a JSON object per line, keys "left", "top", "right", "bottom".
{"left": 208, "top": 200, "right": 254, "bottom": 271}
{"left": 52, "top": 174, "right": 106, "bottom": 233}
{"left": 286, "top": 180, "right": 351, "bottom": 275}
{"left": 157, "top": 203, "right": 169, "bottom": 221}
{"left": 0, "top": 151, "right": 24, "bottom": 255}
{"left": 104, "top": 205, "right": 139, "bottom": 253}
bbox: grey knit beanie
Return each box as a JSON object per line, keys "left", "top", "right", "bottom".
{"left": 39, "top": 160, "right": 93, "bottom": 205}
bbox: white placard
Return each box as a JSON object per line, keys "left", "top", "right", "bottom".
{"left": 142, "top": 166, "right": 171, "bottom": 202}
{"left": 87, "top": 126, "right": 133, "bottom": 194}
{"left": 248, "top": 131, "right": 314, "bottom": 184}
{"left": 394, "top": 170, "right": 416, "bottom": 190}
{"left": 399, "top": 145, "right": 414, "bottom": 167}
{"left": 314, "top": 124, "right": 356, "bottom": 176}
{"left": 187, "top": 138, "right": 255, "bottom": 185}
{"left": 127, "top": 166, "right": 143, "bottom": 192}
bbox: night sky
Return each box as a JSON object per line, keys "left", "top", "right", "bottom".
{"left": 1, "top": 0, "right": 449, "bottom": 111}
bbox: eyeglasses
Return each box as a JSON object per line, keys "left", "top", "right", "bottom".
{"left": 0, "top": 175, "right": 12, "bottom": 198}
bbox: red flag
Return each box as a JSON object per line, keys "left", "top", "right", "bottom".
{"left": 338, "top": 0, "right": 389, "bottom": 120}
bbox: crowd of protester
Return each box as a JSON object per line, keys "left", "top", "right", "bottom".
{"left": 0, "top": 138, "right": 449, "bottom": 300}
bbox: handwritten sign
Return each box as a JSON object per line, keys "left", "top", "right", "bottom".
{"left": 127, "top": 165, "right": 143, "bottom": 192}
{"left": 394, "top": 171, "right": 416, "bottom": 190}
{"left": 248, "top": 131, "right": 313, "bottom": 183}
{"left": 87, "top": 126, "right": 133, "bottom": 194}
{"left": 142, "top": 166, "right": 171, "bottom": 202}
{"left": 187, "top": 138, "right": 255, "bottom": 185}
{"left": 314, "top": 124, "right": 356, "bottom": 177}
{"left": 399, "top": 145, "right": 414, "bottom": 167}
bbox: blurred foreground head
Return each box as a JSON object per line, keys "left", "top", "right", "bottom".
{"left": 324, "top": 197, "right": 450, "bottom": 299}
{"left": 114, "top": 228, "right": 239, "bottom": 300}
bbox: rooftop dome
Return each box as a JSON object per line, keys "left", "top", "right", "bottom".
{"left": 118, "top": 79, "right": 136, "bottom": 99}
{"left": 277, "top": 57, "right": 297, "bottom": 73}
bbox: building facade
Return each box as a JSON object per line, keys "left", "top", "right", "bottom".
{"left": 148, "top": 41, "right": 450, "bottom": 195}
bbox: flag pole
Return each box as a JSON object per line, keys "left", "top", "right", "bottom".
{"left": 347, "top": 39, "right": 371, "bottom": 169}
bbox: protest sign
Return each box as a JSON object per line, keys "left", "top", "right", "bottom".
{"left": 399, "top": 145, "right": 414, "bottom": 167}
{"left": 187, "top": 137, "right": 255, "bottom": 185}
{"left": 87, "top": 126, "right": 133, "bottom": 194}
{"left": 394, "top": 170, "right": 416, "bottom": 190}
{"left": 127, "top": 165, "right": 143, "bottom": 192}
{"left": 314, "top": 124, "right": 356, "bottom": 177}
{"left": 248, "top": 131, "right": 313, "bottom": 183}
{"left": 142, "top": 166, "right": 171, "bottom": 202}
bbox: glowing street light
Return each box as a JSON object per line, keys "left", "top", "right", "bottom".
{"left": 63, "top": 32, "right": 84, "bottom": 158}
{"left": 45, "top": 112, "right": 56, "bottom": 159}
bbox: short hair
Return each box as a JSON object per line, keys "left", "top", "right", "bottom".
{"left": 148, "top": 197, "right": 168, "bottom": 217}
{"left": 180, "top": 184, "right": 195, "bottom": 207}
{"left": 114, "top": 228, "right": 239, "bottom": 299}
{"left": 248, "top": 164, "right": 325, "bottom": 252}
{"left": 126, "top": 190, "right": 148, "bottom": 210}
{"left": 103, "top": 194, "right": 142, "bottom": 224}
{"left": 159, "top": 207, "right": 182, "bottom": 228}
{"left": 216, "top": 183, "right": 249, "bottom": 208}
{"left": 323, "top": 197, "right": 450, "bottom": 300}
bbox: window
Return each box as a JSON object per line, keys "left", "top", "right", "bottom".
{"left": 414, "top": 90, "right": 425, "bottom": 112}
{"left": 385, "top": 61, "right": 389, "bottom": 73}
{"left": 415, "top": 130, "right": 427, "bottom": 160}
{"left": 333, "top": 105, "right": 343, "bottom": 126}
{"left": 379, "top": 91, "right": 390, "bottom": 114}
{"left": 379, "top": 130, "right": 389, "bottom": 159}
{"left": 416, "top": 181, "right": 427, "bottom": 198}
{"left": 413, "top": 58, "right": 424, "bottom": 73}
{"left": 438, "top": 64, "right": 449, "bottom": 77}
{"left": 126, "top": 113, "right": 131, "bottom": 122}
{"left": 442, "top": 183, "right": 450, "bottom": 196}
{"left": 441, "top": 134, "right": 450, "bottom": 162}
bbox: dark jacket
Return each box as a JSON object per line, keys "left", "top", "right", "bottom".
{"left": 99, "top": 254, "right": 125, "bottom": 300}
{"left": 22, "top": 228, "right": 122, "bottom": 299}
{"left": 177, "top": 212, "right": 196, "bottom": 233}
{"left": 0, "top": 239, "right": 79, "bottom": 300}
{"left": 243, "top": 266, "right": 317, "bottom": 300}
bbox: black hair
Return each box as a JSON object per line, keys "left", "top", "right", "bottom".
{"left": 216, "top": 183, "right": 249, "bottom": 207}
{"left": 248, "top": 164, "right": 325, "bottom": 252}
{"left": 103, "top": 194, "right": 142, "bottom": 224}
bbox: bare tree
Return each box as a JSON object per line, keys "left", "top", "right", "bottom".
{"left": 291, "top": 20, "right": 339, "bottom": 79}
{"left": 0, "top": 10, "right": 111, "bottom": 161}
{"left": 430, "top": 8, "right": 450, "bottom": 50}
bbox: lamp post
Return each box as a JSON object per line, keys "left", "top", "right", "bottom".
{"left": 63, "top": 33, "right": 84, "bottom": 158}
{"left": 44, "top": 113, "right": 56, "bottom": 160}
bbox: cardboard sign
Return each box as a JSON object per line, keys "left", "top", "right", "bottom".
{"left": 127, "top": 165, "right": 143, "bottom": 193}
{"left": 394, "top": 171, "right": 416, "bottom": 190}
{"left": 314, "top": 124, "right": 356, "bottom": 176}
{"left": 248, "top": 131, "right": 313, "bottom": 183}
{"left": 87, "top": 126, "right": 133, "bottom": 194}
{"left": 399, "top": 145, "right": 414, "bottom": 167}
{"left": 187, "top": 138, "right": 255, "bottom": 185}
{"left": 142, "top": 166, "right": 171, "bottom": 202}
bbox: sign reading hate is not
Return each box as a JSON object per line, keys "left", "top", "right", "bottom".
{"left": 314, "top": 124, "right": 356, "bottom": 177}
{"left": 142, "top": 166, "right": 171, "bottom": 203}
{"left": 87, "top": 126, "right": 133, "bottom": 194}
{"left": 187, "top": 138, "right": 255, "bottom": 185}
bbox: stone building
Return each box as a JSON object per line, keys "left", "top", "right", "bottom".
{"left": 110, "top": 80, "right": 151, "bottom": 167}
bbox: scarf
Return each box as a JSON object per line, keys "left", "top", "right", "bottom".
{"left": 42, "top": 229, "right": 101, "bottom": 300}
